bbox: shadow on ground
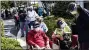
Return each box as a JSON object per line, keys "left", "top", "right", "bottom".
{"left": 10, "top": 27, "right": 19, "bottom": 36}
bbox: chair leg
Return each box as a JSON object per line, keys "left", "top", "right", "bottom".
{"left": 77, "top": 41, "right": 80, "bottom": 50}
{"left": 26, "top": 44, "right": 29, "bottom": 50}
{"left": 26, "top": 44, "right": 33, "bottom": 50}
{"left": 28, "top": 45, "right": 34, "bottom": 50}
{"left": 58, "top": 40, "right": 61, "bottom": 50}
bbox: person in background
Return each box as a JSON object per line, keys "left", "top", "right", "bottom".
{"left": 36, "top": 17, "right": 48, "bottom": 33}
{"left": 1, "top": 9, "right": 4, "bottom": 19}
{"left": 14, "top": 11, "right": 19, "bottom": 30}
{"left": 67, "top": 2, "right": 89, "bottom": 50}
{"left": 38, "top": 7, "right": 44, "bottom": 17}
{"left": 5, "top": 9, "right": 9, "bottom": 19}
{"left": 18, "top": 5, "right": 26, "bottom": 37}
{"left": 27, "top": 6, "right": 39, "bottom": 30}
{"left": 8, "top": 9, "right": 12, "bottom": 19}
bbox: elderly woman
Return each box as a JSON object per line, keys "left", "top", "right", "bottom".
{"left": 52, "top": 18, "right": 72, "bottom": 50}
{"left": 36, "top": 17, "right": 48, "bottom": 33}
{"left": 52, "top": 18, "right": 71, "bottom": 39}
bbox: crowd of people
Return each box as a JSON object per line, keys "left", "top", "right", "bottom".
{"left": 26, "top": 2, "right": 89, "bottom": 50}
{"left": 13, "top": 5, "right": 48, "bottom": 37}
{"left": 15, "top": 5, "right": 51, "bottom": 49}
{"left": 1, "top": 2, "right": 89, "bottom": 50}
{"left": 1, "top": 7, "right": 18, "bottom": 19}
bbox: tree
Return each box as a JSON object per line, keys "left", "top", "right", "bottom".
{"left": 52, "top": 1, "right": 73, "bottom": 18}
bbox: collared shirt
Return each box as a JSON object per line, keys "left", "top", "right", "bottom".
{"left": 40, "top": 22, "right": 48, "bottom": 33}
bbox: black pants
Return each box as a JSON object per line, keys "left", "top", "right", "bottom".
{"left": 80, "top": 42, "right": 89, "bottom": 50}
{"left": 28, "top": 21, "right": 35, "bottom": 29}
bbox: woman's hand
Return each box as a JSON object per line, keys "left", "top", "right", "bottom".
{"left": 55, "top": 35, "right": 60, "bottom": 38}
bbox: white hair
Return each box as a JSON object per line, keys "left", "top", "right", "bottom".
{"left": 36, "top": 17, "right": 43, "bottom": 22}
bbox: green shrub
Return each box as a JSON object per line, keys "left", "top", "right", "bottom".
{"left": 64, "top": 18, "right": 74, "bottom": 26}
{"left": 44, "top": 17, "right": 57, "bottom": 38}
{"left": 1, "top": 37, "right": 22, "bottom": 50}
{"left": 52, "top": 1, "right": 74, "bottom": 18}
{"left": 0, "top": 19, "right": 4, "bottom": 37}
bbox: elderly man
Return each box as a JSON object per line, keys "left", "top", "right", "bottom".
{"left": 67, "top": 2, "right": 89, "bottom": 50}
{"left": 26, "top": 21, "right": 51, "bottom": 49}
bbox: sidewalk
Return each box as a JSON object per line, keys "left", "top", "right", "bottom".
{"left": 16, "top": 29, "right": 27, "bottom": 49}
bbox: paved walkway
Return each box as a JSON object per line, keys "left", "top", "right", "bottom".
{"left": 17, "top": 29, "right": 27, "bottom": 49}
{"left": 4, "top": 19, "right": 16, "bottom": 37}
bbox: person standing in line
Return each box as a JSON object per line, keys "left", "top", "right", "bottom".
{"left": 27, "top": 6, "right": 39, "bottom": 30}
{"left": 18, "top": 5, "right": 27, "bottom": 37}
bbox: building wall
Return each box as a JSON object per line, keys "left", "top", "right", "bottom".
{"left": 75, "top": 0, "right": 84, "bottom": 8}
{"left": 84, "top": 2, "right": 89, "bottom": 10}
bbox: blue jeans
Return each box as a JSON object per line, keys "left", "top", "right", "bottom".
{"left": 25, "top": 20, "right": 29, "bottom": 34}
{"left": 20, "top": 22, "right": 25, "bottom": 36}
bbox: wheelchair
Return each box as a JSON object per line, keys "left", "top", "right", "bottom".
{"left": 26, "top": 32, "right": 53, "bottom": 50}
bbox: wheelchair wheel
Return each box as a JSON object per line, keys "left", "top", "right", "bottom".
{"left": 70, "top": 41, "right": 80, "bottom": 50}
{"left": 26, "top": 44, "right": 34, "bottom": 50}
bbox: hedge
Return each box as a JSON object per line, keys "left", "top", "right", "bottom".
{"left": 44, "top": 16, "right": 57, "bottom": 38}
{"left": 0, "top": 19, "right": 4, "bottom": 37}
{"left": 1, "top": 37, "right": 22, "bottom": 50}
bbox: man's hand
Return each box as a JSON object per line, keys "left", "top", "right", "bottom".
{"left": 35, "top": 44, "right": 40, "bottom": 49}
{"left": 35, "top": 45, "right": 45, "bottom": 49}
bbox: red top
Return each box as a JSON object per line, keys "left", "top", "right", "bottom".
{"left": 16, "top": 16, "right": 19, "bottom": 20}
{"left": 26, "top": 30, "right": 49, "bottom": 47}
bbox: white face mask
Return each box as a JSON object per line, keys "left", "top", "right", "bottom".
{"left": 61, "top": 22, "right": 66, "bottom": 29}
{"left": 70, "top": 10, "right": 79, "bottom": 19}
{"left": 34, "top": 27, "right": 41, "bottom": 32}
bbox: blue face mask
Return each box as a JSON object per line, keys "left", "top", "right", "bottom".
{"left": 58, "top": 20, "right": 63, "bottom": 25}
